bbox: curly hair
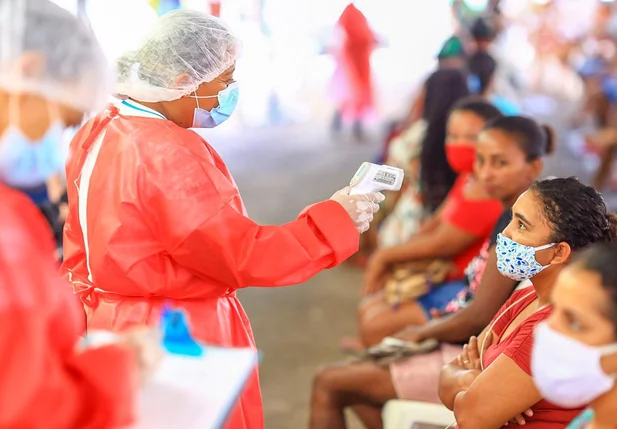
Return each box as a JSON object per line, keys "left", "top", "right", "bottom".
{"left": 530, "top": 177, "right": 617, "bottom": 251}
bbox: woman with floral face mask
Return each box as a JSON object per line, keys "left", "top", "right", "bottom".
{"left": 438, "top": 177, "right": 617, "bottom": 429}
{"left": 532, "top": 243, "right": 617, "bottom": 429}
{"left": 61, "top": 10, "right": 383, "bottom": 429}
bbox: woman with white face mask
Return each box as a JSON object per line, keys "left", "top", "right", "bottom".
{"left": 438, "top": 177, "right": 617, "bottom": 429}
{"left": 61, "top": 9, "right": 383, "bottom": 429}
{"left": 532, "top": 243, "right": 617, "bottom": 429}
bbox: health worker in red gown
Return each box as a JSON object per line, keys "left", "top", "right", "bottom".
{"left": 330, "top": 3, "right": 377, "bottom": 140}
{"left": 0, "top": 0, "right": 152, "bottom": 427}
{"left": 61, "top": 10, "right": 384, "bottom": 429}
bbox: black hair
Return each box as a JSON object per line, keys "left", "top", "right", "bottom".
{"left": 470, "top": 17, "right": 495, "bottom": 42}
{"left": 530, "top": 177, "right": 617, "bottom": 252}
{"left": 451, "top": 96, "right": 502, "bottom": 122}
{"left": 482, "top": 115, "right": 556, "bottom": 161}
{"left": 420, "top": 68, "right": 470, "bottom": 213}
{"left": 572, "top": 243, "right": 617, "bottom": 330}
{"left": 467, "top": 51, "right": 497, "bottom": 95}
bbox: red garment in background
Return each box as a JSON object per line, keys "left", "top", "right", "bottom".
{"left": 61, "top": 104, "right": 360, "bottom": 429}
{"left": 439, "top": 173, "right": 503, "bottom": 277}
{"left": 482, "top": 289, "right": 584, "bottom": 428}
{"left": 209, "top": 0, "right": 221, "bottom": 17}
{"left": 331, "top": 3, "right": 376, "bottom": 122}
{"left": 0, "top": 184, "right": 136, "bottom": 428}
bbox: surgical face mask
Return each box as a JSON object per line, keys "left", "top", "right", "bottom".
{"left": 532, "top": 323, "right": 617, "bottom": 408}
{"left": 191, "top": 82, "right": 239, "bottom": 128}
{"left": 0, "top": 122, "right": 66, "bottom": 188}
{"left": 496, "top": 233, "right": 555, "bottom": 281}
{"left": 446, "top": 144, "right": 476, "bottom": 174}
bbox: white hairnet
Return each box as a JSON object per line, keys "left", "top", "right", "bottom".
{"left": 115, "top": 10, "right": 240, "bottom": 102}
{"left": 0, "top": 0, "right": 110, "bottom": 112}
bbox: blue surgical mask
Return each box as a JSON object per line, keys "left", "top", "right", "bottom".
{"left": 496, "top": 233, "right": 555, "bottom": 281}
{"left": 191, "top": 82, "right": 239, "bottom": 128}
{"left": 0, "top": 123, "right": 66, "bottom": 188}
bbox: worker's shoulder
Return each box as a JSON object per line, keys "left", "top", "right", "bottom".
{"left": 118, "top": 118, "right": 216, "bottom": 160}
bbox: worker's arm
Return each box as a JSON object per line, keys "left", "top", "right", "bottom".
{"left": 169, "top": 199, "right": 359, "bottom": 289}
{"left": 396, "top": 246, "right": 517, "bottom": 344}
{"left": 142, "top": 145, "right": 360, "bottom": 290}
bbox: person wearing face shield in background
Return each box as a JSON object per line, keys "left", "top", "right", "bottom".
{"left": 61, "top": 9, "right": 383, "bottom": 429}
{"left": 0, "top": 0, "right": 158, "bottom": 427}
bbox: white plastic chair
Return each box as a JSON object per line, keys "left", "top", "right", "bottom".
{"left": 382, "top": 400, "right": 455, "bottom": 429}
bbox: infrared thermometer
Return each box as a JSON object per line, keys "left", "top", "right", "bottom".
{"left": 349, "top": 162, "right": 404, "bottom": 195}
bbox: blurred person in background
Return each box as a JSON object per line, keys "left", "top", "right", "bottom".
{"left": 467, "top": 49, "right": 522, "bottom": 115}
{"left": 532, "top": 243, "right": 617, "bottom": 429}
{"left": 396, "top": 36, "right": 467, "bottom": 134}
{"left": 0, "top": 0, "right": 154, "bottom": 427}
{"left": 61, "top": 10, "right": 383, "bottom": 429}
{"left": 330, "top": 2, "right": 377, "bottom": 141}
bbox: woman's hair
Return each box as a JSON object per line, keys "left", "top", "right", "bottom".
{"left": 470, "top": 17, "right": 495, "bottom": 42}
{"left": 572, "top": 243, "right": 617, "bottom": 330}
{"left": 482, "top": 115, "right": 556, "bottom": 161}
{"left": 467, "top": 51, "right": 497, "bottom": 94}
{"left": 451, "top": 96, "right": 502, "bottom": 122}
{"left": 420, "top": 68, "right": 470, "bottom": 213}
{"left": 530, "top": 177, "right": 617, "bottom": 252}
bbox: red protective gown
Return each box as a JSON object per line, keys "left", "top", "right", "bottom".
{"left": 61, "top": 101, "right": 360, "bottom": 429}
{"left": 0, "top": 183, "right": 136, "bottom": 428}
{"left": 331, "top": 3, "right": 376, "bottom": 122}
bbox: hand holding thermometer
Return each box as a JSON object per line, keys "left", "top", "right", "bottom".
{"left": 348, "top": 162, "right": 404, "bottom": 195}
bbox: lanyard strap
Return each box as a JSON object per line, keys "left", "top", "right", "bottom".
{"left": 120, "top": 99, "right": 167, "bottom": 120}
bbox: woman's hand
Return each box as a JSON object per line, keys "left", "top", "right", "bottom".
{"left": 119, "top": 327, "right": 163, "bottom": 387}
{"left": 362, "top": 252, "right": 389, "bottom": 295}
{"left": 456, "top": 335, "right": 489, "bottom": 371}
{"left": 505, "top": 409, "right": 534, "bottom": 426}
{"left": 330, "top": 187, "right": 384, "bottom": 233}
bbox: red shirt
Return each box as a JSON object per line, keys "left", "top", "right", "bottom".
{"left": 440, "top": 173, "right": 503, "bottom": 277}
{"left": 483, "top": 288, "right": 585, "bottom": 428}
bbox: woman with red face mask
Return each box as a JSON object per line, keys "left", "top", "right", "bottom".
{"left": 343, "top": 97, "right": 504, "bottom": 352}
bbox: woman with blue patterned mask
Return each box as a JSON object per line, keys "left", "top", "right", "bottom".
{"left": 438, "top": 177, "right": 617, "bottom": 428}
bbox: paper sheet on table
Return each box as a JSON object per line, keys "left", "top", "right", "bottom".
{"left": 134, "top": 346, "right": 258, "bottom": 429}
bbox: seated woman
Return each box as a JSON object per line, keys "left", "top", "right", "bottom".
{"left": 352, "top": 98, "right": 504, "bottom": 347}
{"left": 440, "top": 177, "right": 617, "bottom": 429}
{"left": 353, "top": 69, "right": 471, "bottom": 266}
{"left": 532, "top": 243, "right": 617, "bottom": 429}
{"left": 467, "top": 50, "right": 521, "bottom": 116}
{"left": 308, "top": 115, "right": 553, "bottom": 429}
